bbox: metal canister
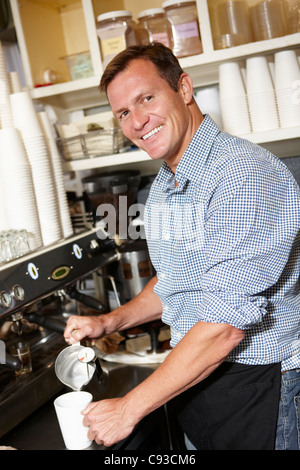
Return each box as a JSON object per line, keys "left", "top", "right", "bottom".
{"left": 119, "top": 241, "right": 153, "bottom": 300}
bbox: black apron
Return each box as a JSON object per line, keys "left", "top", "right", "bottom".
{"left": 174, "top": 361, "right": 281, "bottom": 450}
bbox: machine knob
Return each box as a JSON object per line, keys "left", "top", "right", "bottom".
{"left": 89, "top": 239, "right": 100, "bottom": 252}
{"left": 89, "top": 238, "right": 117, "bottom": 255}
{"left": 0, "top": 291, "right": 12, "bottom": 309}
{"left": 10, "top": 284, "right": 25, "bottom": 302}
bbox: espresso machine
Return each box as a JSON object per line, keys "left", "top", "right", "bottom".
{"left": 0, "top": 227, "right": 119, "bottom": 439}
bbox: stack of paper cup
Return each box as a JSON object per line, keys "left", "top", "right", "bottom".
{"left": 0, "top": 127, "right": 42, "bottom": 250}
{"left": 10, "top": 91, "right": 62, "bottom": 246}
{"left": 0, "top": 40, "right": 13, "bottom": 128}
{"left": 274, "top": 50, "right": 300, "bottom": 128}
{"left": 246, "top": 56, "right": 279, "bottom": 133}
{"left": 219, "top": 62, "right": 251, "bottom": 134}
{"left": 9, "top": 71, "right": 22, "bottom": 93}
{"left": 38, "top": 111, "right": 73, "bottom": 239}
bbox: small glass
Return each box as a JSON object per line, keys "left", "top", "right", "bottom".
{"left": 9, "top": 341, "right": 32, "bottom": 376}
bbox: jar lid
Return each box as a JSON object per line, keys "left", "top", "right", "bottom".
{"left": 137, "top": 8, "right": 164, "bottom": 19}
{"left": 162, "top": 0, "right": 196, "bottom": 9}
{"left": 97, "top": 10, "right": 132, "bottom": 22}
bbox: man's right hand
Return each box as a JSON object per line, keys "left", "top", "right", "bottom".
{"left": 64, "top": 315, "right": 106, "bottom": 344}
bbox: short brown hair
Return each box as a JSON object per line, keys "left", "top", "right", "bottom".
{"left": 99, "top": 43, "right": 184, "bottom": 94}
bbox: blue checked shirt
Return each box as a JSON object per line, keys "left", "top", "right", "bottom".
{"left": 144, "top": 115, "right": 300, "bottom": 371}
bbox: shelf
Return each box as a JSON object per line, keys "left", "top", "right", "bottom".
{"left": 61, "top": 149, "right": 151, "bottom": 171}
{"left": 30, "top": 32, "right": 300, "bottom": 109}
{"left": 241, "top": 126, "right": 300, "bottom": 158}
{"left": 181, "top": 33, "right": 300, "bottom": 87}
{"left": 31, "top": 76, "right": 107, "bottom": 111}
{"left": 61, "top": 126, "right": 300, "bottom": 172}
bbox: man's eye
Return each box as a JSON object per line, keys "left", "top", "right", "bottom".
{"left": 144, "top": 96, "right": 152, "bottom": 102}
{"left": 120, "top": 110, "right": 129, "bottom": 119}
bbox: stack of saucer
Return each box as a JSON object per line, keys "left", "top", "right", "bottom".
{"left": 38, "top": 111, "right": 73, "bottom": 239}
{"left": 274, "top": 50, "right": 300, "bottom": 128}
{"left": 246, "top": 56, "right": 279, "bottom": 132}
{"left": 10, "top": 91, "right": 62, "bottom": 246}
{"left": 0, "top": 127, "right": 42, "bottom": 250}
{"left": 219, "top": 61, "right": 251, "bottom": 135}
{"left": 0, "top": 40, "right": 13, "bottom": 128}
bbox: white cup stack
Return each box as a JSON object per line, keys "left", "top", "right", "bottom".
{"left": 10, "top": 91, "right": 62, "bottom": 247}
{"left": 38, "top": 111, "right": 73, "bottom": 239}
{"left": 9, "top": 71, "right": 22, "bottom": 93}
{"left": 274, "top": 50, "right": 300, "bottom": 128}
{"left": 219, "top": 62, "right": 251, "bottom": 135}
{"left": 0, "top": 127, "right": 42, "bottom": 250}
{"left": 0, "top": 40, "right": 13, "bottom": 128}
{"left": 246, "top": 56, "right": 279, "bottom": 133}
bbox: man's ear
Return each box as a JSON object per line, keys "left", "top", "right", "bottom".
{"left": 179, "top": 73, "right": 194, "bottom": 104}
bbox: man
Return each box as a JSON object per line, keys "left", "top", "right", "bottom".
{"left": 64, "top": 44, "right": 300, "bottom": 450}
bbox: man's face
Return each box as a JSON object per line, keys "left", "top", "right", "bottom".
{"left": 107, "top": 59, "right": 194, "bottom": 169}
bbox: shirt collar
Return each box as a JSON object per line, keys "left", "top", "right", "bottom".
{"left": 157, "top": 115, "right": 221, "bottom": 192}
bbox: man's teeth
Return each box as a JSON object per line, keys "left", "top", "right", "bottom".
{"left": 142, "top": 125, "right": 163, "bottom": 140}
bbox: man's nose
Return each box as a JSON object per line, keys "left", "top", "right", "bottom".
{"left": 131, "top": 108, "right": 149, "bottom": 129}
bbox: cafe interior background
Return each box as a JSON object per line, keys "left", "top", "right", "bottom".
{"left": 0, "top": 0, "right": 299, "bottom": 450}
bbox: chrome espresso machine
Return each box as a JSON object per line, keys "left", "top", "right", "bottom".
{"left": 0, "top": 228, "right": 119, "bottom": 440}
{"left": 0, "top": 227, "right": 178, "bottom": 450}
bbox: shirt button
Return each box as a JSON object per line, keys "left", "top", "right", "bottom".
{"left": 164, "top": 233, "right": 170, "bottom": 241}
{"left": 164, "top": 305, "right": 169, "bottom": 312}
{"left": 160, "top": 273, "right": 166, "bottom": 279}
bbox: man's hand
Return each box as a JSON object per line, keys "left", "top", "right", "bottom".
{"left": 64, "top": 315, "right": 105, "bottom": 344}
{"left": 82, "top": 396, "right": 139, "bottom": 447}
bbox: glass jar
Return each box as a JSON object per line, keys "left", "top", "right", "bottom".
{"left": 162, "top": 0, "right": 202, "bottom": 57}
{"left": 137, "top": 8, "right": 170, "bottom": 47}
{"left": 96, "top": 11, "right": 138, "bottom": 68}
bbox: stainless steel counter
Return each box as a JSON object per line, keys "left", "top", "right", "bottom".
{"left": 0, "top": 361, "right": 177, "bottom": 450}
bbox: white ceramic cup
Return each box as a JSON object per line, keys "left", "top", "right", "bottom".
{"left": 54, "top": 391, "right": 93, "bottom": 450}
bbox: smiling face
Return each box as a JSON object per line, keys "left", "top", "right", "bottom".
{"left": 107, "top": 58, "right": 203, "bottom": 172}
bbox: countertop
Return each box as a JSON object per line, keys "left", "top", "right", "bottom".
{"left": 0, "top": 360, "right": 170, "bottom": 450}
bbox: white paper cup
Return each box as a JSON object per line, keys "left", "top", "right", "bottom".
{"left": 0, "top": 128, "right": 28, "bottom": 166}
{"left": 276, "top": 87, "right": 300, "bottom": 127}
{"left": 195, "top": 85, "right": 223, "bottom": 128}
{"left": 220, "top": 95, "right": 251, "bottom": 134}
{"left": 274, "top": 50, "right": 300, "bottom": 90}
{"left": 247, "top": 91, "right": 279, "bottom": 132}
{"left": 54, "top": 391, "right": 93, "bottom": 450}
{"left": 246, "top": 56, "right": 275, "bottom": 94}
{"left": 219, "top": 62, "right": 247, "bottom": 98}
{"left": 10, "top": 91, "right": 43, "bottom": 137}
